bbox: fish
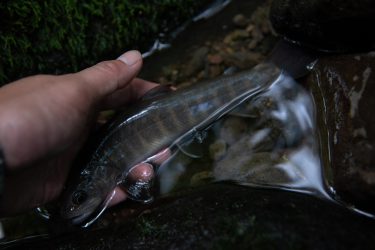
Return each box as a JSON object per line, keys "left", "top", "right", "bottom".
{"left": 60, "top": 40, "right": 317, "bottom": 226}
{"left": 60, "top": 62, "right": 282, "bottom": 226}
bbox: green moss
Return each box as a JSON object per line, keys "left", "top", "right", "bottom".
{"left": 0, "top": 0, "right": 210, "bottom": 84}
{"left": 136, "top": 217, "right": 168, "bottom": 238}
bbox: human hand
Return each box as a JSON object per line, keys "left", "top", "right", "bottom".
{"left": 0, "top": 51, "right": 164, "bottom": 216}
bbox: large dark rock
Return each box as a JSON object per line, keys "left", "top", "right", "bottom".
{"left": 270, "top": 0, "right": 375, "bottom": 52}
{"left": 305, "top": 52, "right": 375, "bottom": 212}
{"left": 4, "top": 183, "right": 375, "bottom": 249}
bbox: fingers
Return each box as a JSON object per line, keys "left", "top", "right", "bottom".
{"left": 0, "top": 159, "right": 70, "bottom": 216}
{"left": 109, "top": 163, "right": 155, "bottom": 207}
{"left": 108, "top": 148, "right": 171, "bottom": 207}
{"left": 128, "top": 163, "right": 155, "bottom": 183}
{"left": 108, "top": 187, "right": 128, "bottom": 207}
{"left": 0, "top": 134, "right": 83, "bottom": 216}
{"left": 76, "top": 50, "right": 143, "bottom": 99}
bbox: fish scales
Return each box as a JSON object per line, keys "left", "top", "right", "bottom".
{"left": 75, "top": 63, "right": 278, "bottom": 196}
{"left": 102, "top": 64, "right": 277, "bottom": 174}
{"left": 61, "top": 63, "right": 281, "bottom": 225}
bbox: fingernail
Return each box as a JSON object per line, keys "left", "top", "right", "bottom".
{"left": 117, "top": 50, "right": 141, "bottom": 66}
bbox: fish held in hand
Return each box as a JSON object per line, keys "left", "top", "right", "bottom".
{"left": 60, "top": 63, "right": 281, "bottom": 226}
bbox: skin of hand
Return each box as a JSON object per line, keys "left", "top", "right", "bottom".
{"left": 0, "top": 50, "right": 166, "bottom": 216}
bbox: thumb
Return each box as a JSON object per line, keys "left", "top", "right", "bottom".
{"left": 76, "top": 50, "right": 143, "bottom": 97}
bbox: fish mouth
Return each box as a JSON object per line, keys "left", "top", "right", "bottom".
{"left": 62, "top": 202, "right": 105, "bottom": 227}
{"left": 60, "top": 204, "right": 97, "bottom": 226}
{"left": 69, "top": 212, "right": 92, "bottom": 226}
{"left": 61, "top": 189, "right": 116, "bottom": 227}
{"left": 60, "top": 198, "right": 102, "bottom": 226}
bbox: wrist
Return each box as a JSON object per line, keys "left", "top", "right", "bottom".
{"left": 0, "top": 113, "right": 11, "bottom": 170}
{"left": 0, "top": 113, "right": 22, "bottom": 170}
{"left": 0, "top": 147, "right": 5, "bottom": 196}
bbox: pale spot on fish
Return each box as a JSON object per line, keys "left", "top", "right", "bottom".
{"left": 190, "top": 102, "right": 214, "bottom": 116}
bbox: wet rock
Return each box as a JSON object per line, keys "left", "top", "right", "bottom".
{"left": 305, "top": 52, "right": 375, "bottom": 211}
{"left": 6, "top": 184, "right": 375, "bottom": 249}
{"left": 270, "top": 0, "right": 375, "bottom": 52}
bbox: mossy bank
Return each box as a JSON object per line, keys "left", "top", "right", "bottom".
{"left": 0, "top": 0, "right": 211, "bottom": 84}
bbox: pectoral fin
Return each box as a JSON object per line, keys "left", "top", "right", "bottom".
{"left": 173, "top": 129, "right": 210, "bottom": 159}
{"left": 176, "top": 137, "right": 204, "bottom": 159}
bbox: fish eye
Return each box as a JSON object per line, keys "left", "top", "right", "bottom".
{"left": 72, "top": 190, "right": 88, "bottom": 206}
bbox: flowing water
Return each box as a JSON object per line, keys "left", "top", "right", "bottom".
{"left": 155, "top": 68, "right": 375, "bottom": 221}
{"left": 157, "top": 72, "right": 329, "bottom": 198}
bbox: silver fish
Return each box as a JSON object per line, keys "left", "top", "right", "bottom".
{"left": 60, "top": 63, "right": 281, "bottom": 226}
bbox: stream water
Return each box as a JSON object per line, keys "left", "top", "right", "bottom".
{"left": 155, "top": 69, "right": 374, "bottom": 219}
{"left": 158, "top": 72, "right": 328, "bottom": 200}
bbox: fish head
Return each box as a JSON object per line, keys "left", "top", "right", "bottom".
{"left": 60, "top": 174, "right": 115, "bottom": 226}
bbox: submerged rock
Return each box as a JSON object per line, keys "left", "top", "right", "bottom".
{"left": 4, "top": 184, "right": 375, "bottom": 249}
{"left": 305, "top": 52, "right": 375, "bottom": 211}
{"left": 270, "top": 0, "right": 375, "bottom": 52}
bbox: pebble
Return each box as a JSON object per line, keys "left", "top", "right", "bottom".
{"left": 248, "top": 40, "right": 258, "bottom": 49}
{"left": 207, "top": 54, "right": 223, "bottom": 64}
{"left": 184, "top": 46, "right": 209, "bottom": 76}
{"left": 232, "top": 14, "right": 249, "bottom": 27}
{"left": 155, "top": 3, "right": 274, "bottom": 87}
{"left": 251, "top": 27, "right": 264, "bottom": 41}
{"left": 246, "top": 24, "right": 255, "bottom": 34}
{"left": 223, "top": 29, "right": 250, "bottom": 44}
